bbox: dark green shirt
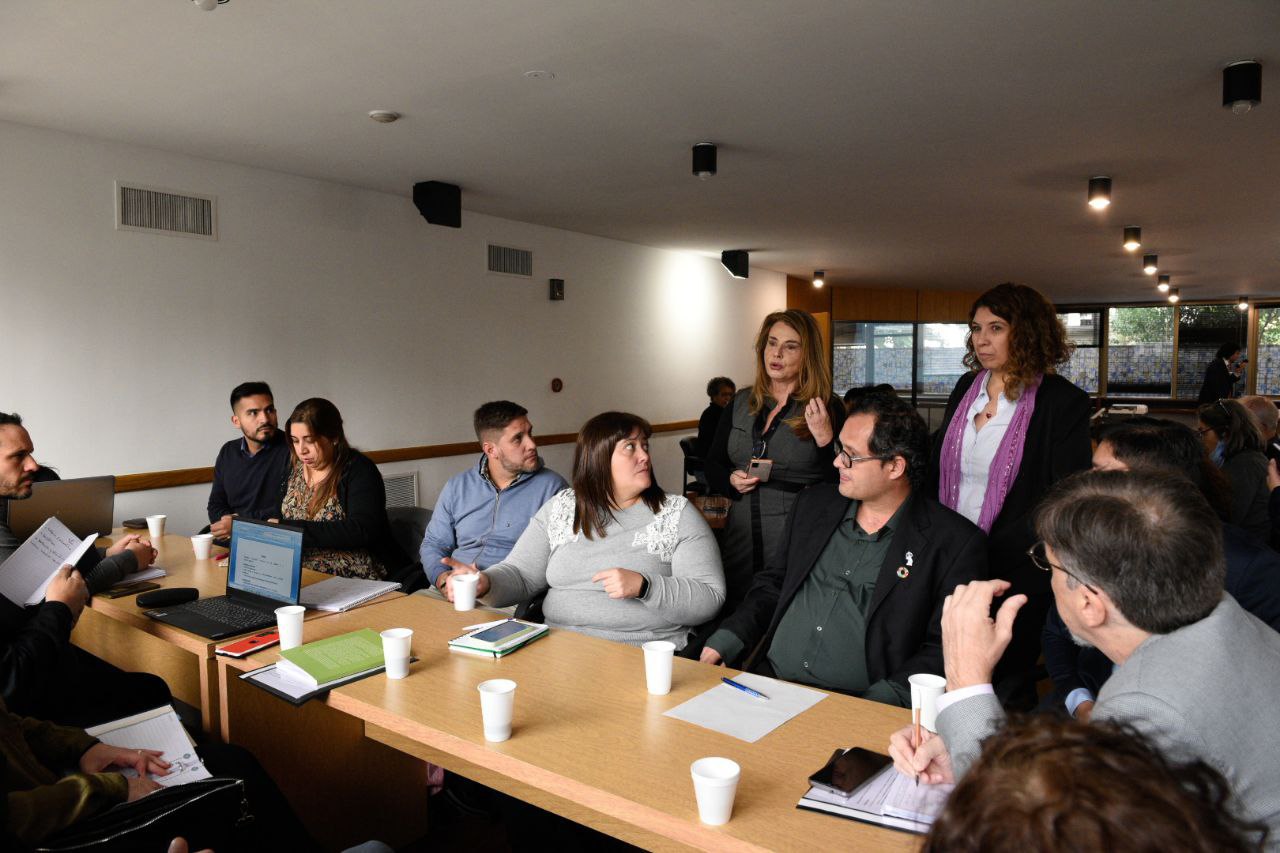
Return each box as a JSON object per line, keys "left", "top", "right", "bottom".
{"left": 765, "top": 500, "right": 910, "bottom": 706}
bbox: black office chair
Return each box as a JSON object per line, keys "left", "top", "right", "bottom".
{"left": 679, "top": 436, "right": 708, "bottom": 496}
{"left": 386, "top": 506, "right": 433, "bottom": 594}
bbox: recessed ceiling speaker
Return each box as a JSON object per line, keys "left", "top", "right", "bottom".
{"left": 412, "top": 181, "right": 461, "bottom": 228}
{"left": 692, "top": 143, "right": 717, "bottom": 179}
{"left": 1223, "top": 60, "right": 1261, "bottom": 114}
{"left": 721, "top": 250, "right": 749, "bottom": 279}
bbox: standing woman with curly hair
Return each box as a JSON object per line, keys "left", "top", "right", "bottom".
{"left": 926, "top": 284, "right": 1091, "bottom": 701}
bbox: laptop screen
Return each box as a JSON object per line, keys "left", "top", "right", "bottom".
{"left": 228, "top": 519, "right": 303, "bottom": 604}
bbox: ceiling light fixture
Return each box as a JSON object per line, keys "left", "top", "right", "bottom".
{"left": 692, "top": 143, "right": 717, "bottom": 179}
{"left": 1143, "top": 254, "right": 1158, "bottom": 275}
{"left": 812, "top": 270, "right": 825, "bottom": 288}
{"left": 721, "top": 250, "right": 749, "bottom": 279}
{"left": 1223, "top": 60, "right": 1262, "bottom": 115}
{"left": 1238, "top": 296, "right": 1250, "bottom": 311}
{"left": 523, "top": 70, "right": 556, "bottom": 80}
{"left": 1088, "top": 176, "right": 1111, "bottom": 209}
{"left": 1123, "top": 226, "right": 1142, "bottom": 251}
{"left": 1167, "top": 288, "right": 1180, "bottom": 304}
{"left": 1157, "top": 274, "right": 1170, "bottom": 293}
{"left": 192, "top": 0, "right": 228, "bottom": 9}
{"left": 368, "top": 110, "right": 400, "bottom": 124}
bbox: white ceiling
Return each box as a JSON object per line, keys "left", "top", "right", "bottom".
{"left": 3, "top": 0, "right": 1278, "bottom": 303}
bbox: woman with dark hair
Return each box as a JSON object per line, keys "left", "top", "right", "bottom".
{"left": 706, "top": 310, "right": 845, "bottom": 609}
{"left": 1198, "top": 397, "right": 1269, "bottom": 542}
{"left": 444, "top": 412, "right": 725, "bottom": 649}
{"left": 694, "top": 376, "right": 735, "bottom": 458}
{"left": 927, "top": 283, "right": 1091, "bottom": 696}
{"left": 1198, "top": 340, "right": 1244, "bottom": 404}
{"left": 278, "top": 398, "right": 408, "bottom": 578}
{"left": 923, "top": 715, "right": 1268, "bottom": 853}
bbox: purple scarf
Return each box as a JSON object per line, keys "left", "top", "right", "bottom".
{"left": 937, "top": 370, "right": 1041, "bottom": 532}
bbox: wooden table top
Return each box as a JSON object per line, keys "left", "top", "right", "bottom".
{"left": 91, "top": 530, "right": 345, "bottom": 656}
{"left": 219, "top": 594, "right": 918, "bottom": 852}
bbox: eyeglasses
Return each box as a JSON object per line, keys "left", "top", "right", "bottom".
{"left": 836, "top": 448, "right": 892, "bottom": 468}
{"left": 751, "top": 438, "right": 768, "bottom": 459}
{"left": 1027, "top": 542, "right": 1098, "bottom": 594}
{"left": 1196, "top": 426, "right": 1214, "bottom": 437}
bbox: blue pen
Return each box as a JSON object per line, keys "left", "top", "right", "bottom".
{"left": 721, "top": 677, "right": 770, "bottom": 701}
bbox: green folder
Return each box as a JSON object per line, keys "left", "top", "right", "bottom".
{"left": 278, "top": 628, "right": 385, "bottom": 685}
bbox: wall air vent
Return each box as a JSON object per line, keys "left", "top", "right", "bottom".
{"left": 487, "top": 244, "right": 533, "bottom": 277}
{"left": 383, "top": 472, "right": 419, "bottom": 509}
{"left": 115, "top": 182, "right": 217, "bottom": 240}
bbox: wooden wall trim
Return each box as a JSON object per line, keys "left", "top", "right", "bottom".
{"left": 113, "top": 419, "right": 700, "bottom": 494}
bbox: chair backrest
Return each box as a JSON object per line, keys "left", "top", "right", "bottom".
{"left": 678, "top": 436, "right": 698, "bottom": 458}
{"left": 385, "top": 506, "right": 433, "bottom": 593}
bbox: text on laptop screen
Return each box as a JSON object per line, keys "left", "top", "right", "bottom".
{"left": 228, "top": 522, "right": 302, "bottom": 603}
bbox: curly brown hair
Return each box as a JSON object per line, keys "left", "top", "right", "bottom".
{"left": 964, "top": 283, "right": 1073, "bottom": 401}
{"left": 924, "top": 714, "right": 1268, "bottom": 852}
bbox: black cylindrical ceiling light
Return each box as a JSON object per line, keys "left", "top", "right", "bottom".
{"left": 1143, "top": 254, "right": 1158, "bottom": 275}
{"left": 1157, "top": 274, "right": 1170, "bottom": 293}
{"left": 1123, "top": 226, "right": 1142, "bottom": 251}
{"left": 1088, "top": 176, "right": 1111, "bottom": 209}
{"left": 692, "top": 143, "right": 717, "bottom": 179}
{"left": 1223, "top": 61, "right": 1262, "bottom": 114}
{"left": 1238, "top": 296, "right": 1250, "bottom": 311}
{"left": 1167, "top": 288, "right": 1180, "bottom": 304}
{"left": 812, "top": 270, "right": 825, "bottom": 288}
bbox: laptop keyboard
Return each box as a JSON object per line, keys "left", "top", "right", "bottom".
{"left": 183, "top": 597, "right": 271, "bottom": 629}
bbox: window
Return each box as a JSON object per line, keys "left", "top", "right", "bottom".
{"left": 1057, "top": 311, "right": 1101, "bottom": 393}
{"left": 1107, "top": 306, "right": 1173, "bottom": 398}
{"left": 1256, "top": 306, "right": 1280, "bottom": 395}
{"left": 832, "top": 322, "right": 915, "bottom": 397}
{"left": 1175, "top": 304, "right": 1246, "bottom": 400}
{"left": 915, "top": 323, "right": 970, "bottom": 400}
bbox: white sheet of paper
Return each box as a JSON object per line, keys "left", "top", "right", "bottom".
{"left": 0, "top": 517, "right": 98, "bottom": 607}
{"left": 85, "top": 705, "right": 210, "bottom": 787}
{"left": 124, "top": 566, "right": 167, "bottom": 583}
{"left": 662, "top": 672, "right": 827, "bottom": 742}
{"left": 242, "top": 662, "right": 319, "bottom": 700}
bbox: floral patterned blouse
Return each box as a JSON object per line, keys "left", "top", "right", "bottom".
{"left": 281, "top": 461, "right": 383, "bottom": 580}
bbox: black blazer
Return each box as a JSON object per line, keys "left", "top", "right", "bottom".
{"left": 926, "top": 372, "right": 1092, "bottom": 597}
{"left": 1198, "top": 358, "right": 1237, "bottom": 404}
{"left": 719, "top": 484, "right": 987, "bottom": 692}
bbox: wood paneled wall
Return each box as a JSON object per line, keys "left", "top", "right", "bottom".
{"left": 785, "top": 275, "right": 832, "bottom": 316}
{"left": 787, "top": 282, "right": 981, "bottom": 323}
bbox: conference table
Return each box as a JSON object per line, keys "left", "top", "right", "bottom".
{"left": 217, "top": 593, "right": 920, "bottom": 852}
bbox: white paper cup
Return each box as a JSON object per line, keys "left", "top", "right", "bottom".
{"left": 690, "top": 757, "right": 741, "bottom": 825}
{"left": 642, "top": 640, "right": 676, "bottom": 695}
{"left": 477, "top": 678, "right": 517, "bottom": 742}
{"left": 145, "top": 515, "right": 167, "bottom": 540}
{"left": 909, "top": 673, "right": 947, "bottom": 732}
{"left": 190, "top": 533, "right": 213, "bottom": 560}
{"left": 275, "top": 605, "right": 305, "bottom": 650}
{"left": 452, "top": 572, "right": 479, "bottom": 611}
{"left": 381, "top": 627, "right": 413, "bottom": 679}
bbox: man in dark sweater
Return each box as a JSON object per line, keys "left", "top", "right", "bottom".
{"left": 207, "top": 381, "right": 292, "bottom": 540}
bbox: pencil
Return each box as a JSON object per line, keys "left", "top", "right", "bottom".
{"left": 913, "top": 707, "right": 921, "bottom": 787}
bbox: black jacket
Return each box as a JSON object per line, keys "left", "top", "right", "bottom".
{"left": 278, "top": 451, "right": 410, "bottom": 574}
{"left": 1198, "top": 358, "right": 1238, "bottom": 404}
{"left": 718, "top": 484, "right": 987, "bottom": 692}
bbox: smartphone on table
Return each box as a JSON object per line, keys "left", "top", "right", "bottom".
{"left": 808, "top": 747, "right": 892, "bottom": 797}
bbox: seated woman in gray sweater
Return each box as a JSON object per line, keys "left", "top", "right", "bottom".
{"left": 444, "top": 411, "right": 725, "bottom": 649}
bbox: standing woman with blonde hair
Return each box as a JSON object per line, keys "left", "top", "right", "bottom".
{"left": 927, "top": 284, "right": 1091, "bottom": 701}
{"left": 707, "top": 309, "right": 845, "bottom": 610}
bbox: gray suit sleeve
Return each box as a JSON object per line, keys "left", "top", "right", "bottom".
{"left": 480, "top": 508, "right": 552, "bottom": 608}
{"left": 1092, "top": 690, "right": 1207, "bottom": 767}
{"left": 639, "top": 503, "right": 725, "bottom": 626}
{"left": 936, "top": 692, "right": 1007, "bottom": 778}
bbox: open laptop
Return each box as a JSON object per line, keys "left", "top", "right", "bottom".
{"left": 146, "top": 518, "right": 304, "bottom": 639}
{"left": 7, "top": 476, "right": 115, "bottom": 541}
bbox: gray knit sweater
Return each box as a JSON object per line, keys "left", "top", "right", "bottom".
{"left": 480, "top": 490, "right": 726, "bottom": 649}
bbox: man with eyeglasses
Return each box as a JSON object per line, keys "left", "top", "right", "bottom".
{"left": 888, "top": 469, "right": 1280, "bottom": 841}
{"left": 698, "top": 391, "right": 986, "bottom": 707}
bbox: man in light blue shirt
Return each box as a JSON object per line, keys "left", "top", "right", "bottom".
{"left": 422, "top": 401, "right": 567, "bottom": 591}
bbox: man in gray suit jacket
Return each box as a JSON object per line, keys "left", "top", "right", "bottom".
{"left": 889, "top": 469, "right": 1280, "bottom": 844}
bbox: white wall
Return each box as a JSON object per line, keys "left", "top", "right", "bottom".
{"left": 0, "top": 120, "right": 785, "bottom": 533}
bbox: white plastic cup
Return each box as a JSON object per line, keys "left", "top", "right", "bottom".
{"left": 190, "top": 533, "right": 213, "bottom": 560}
{"left": 642, "top": 640, "right": 676, "bottom": 695}
{"left": 909, "top": 673, "right": 947, "bottom": 732}
{"left": 145, "top": 515, "right": 167, "bottom": 540}
{"left": 275, "top": 605, "right": 305, "bottom": 650}
{"left": 477, "top": 678, "right": 517, "bottom": 742}
{"left": 690, "top": 757, "right": 741, "bottom": 825}
{"left": 381, "top": 628, "right": 413, "bottom": 680}
{"left": 452, "top": 572, "right": 479, "bottom": 611}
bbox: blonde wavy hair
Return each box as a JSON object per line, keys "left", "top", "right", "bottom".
{"left": 748, "top": 309, "right": 833, "bottom": 439}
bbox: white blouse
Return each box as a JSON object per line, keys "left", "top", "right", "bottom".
{"left": 957, "top": 382, "right": 1018, "bottom": 525}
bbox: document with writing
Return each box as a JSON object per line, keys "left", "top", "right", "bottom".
{"left": 663, "top": 672, "right": 826, "bottom": 742}
{"left": 0, "top": 517, "right": 97, "bottom": 607}
{"left": 86, "top": 705, "right": 211, "bottom": 787}
{"left": 798, "top": 762, "right": 953, "bottom": 833}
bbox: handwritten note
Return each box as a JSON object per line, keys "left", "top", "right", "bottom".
{"left": 0, "top": 517, "right": 97, "bottom": 606}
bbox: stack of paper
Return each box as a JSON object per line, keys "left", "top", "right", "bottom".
{"left": 85, "top": 705, "right": 210, "bottom": 788}
{"left": 797, "top": 762, "right": 953, "bottom": 833}
{"left": 277, "top": 628, "right": 386, "bottom": 688}
{"left": 0, "top": 517, "right": 98, "bottom": 606}
{"left": 299, "top": 576, "right": 400, "bottom": 612}
{"left": 447, "top": 618, "right": 548, "bottom": 659}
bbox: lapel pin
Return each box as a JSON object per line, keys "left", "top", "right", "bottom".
{"left": 905, "top": 551, "right": 914, "bottom": 567}
{"left": 896, "top": 566, "right": 909, "bottom": 579}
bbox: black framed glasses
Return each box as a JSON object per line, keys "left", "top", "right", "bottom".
{"left": 836, "top": 448, "right": 892, "bottom": 469}
{"left": 1027, "top": 542, "right": 1099, "bottom": 594}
